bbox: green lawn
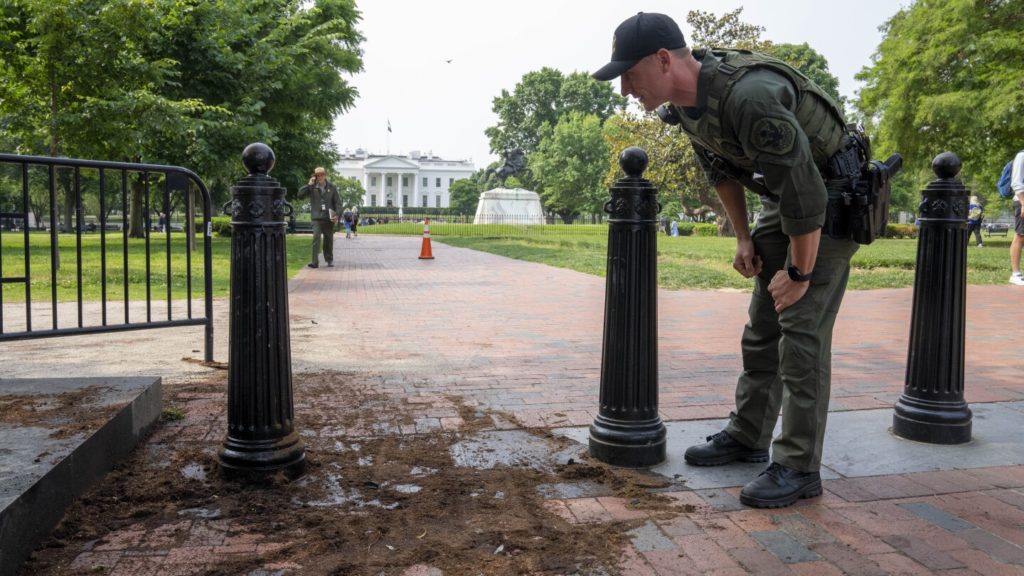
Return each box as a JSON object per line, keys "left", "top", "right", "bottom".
{"left": 0, "top": 230, "right": 310, "bottom": 303}
{"left": 1, "top": 226, "right": 1015, "bottom": 303}
{"left": 437, "top": 232, "right": 1016, "bottom": 291}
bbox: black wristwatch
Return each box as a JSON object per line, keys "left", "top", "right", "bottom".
{"left": 787, "top": 265, "right": 813, "bottom": 282}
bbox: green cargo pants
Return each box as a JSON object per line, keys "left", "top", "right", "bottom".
{"left": 311, "top": 219, "right": 336, "bottom": 265}
{"left": 723, "top": 199, "right": 858, "bottom": 472}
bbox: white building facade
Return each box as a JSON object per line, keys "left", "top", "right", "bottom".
{"left": 335, "top": 149, "right": 476, "bottom": 209}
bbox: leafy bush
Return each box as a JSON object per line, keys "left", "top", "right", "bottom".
{"left": 676, "top": 222, "right": 694, "bottom": 236}
{"left": 885, "top": 223, "right": 917, "bottom": 239}
{"left": 693, "top": 223, "right": 719, "bottom": 237}
{"left": 195, "top": 216, "right": 233, "bottom": 237}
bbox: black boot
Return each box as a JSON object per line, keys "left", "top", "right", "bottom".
{"left": 739, "top": 462, "right": 822, "bottom": 508}
{"left": 684, "top": 430, "right": 769, "bottom": 466}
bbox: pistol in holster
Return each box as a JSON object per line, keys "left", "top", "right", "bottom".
{"left": 824, "top": 126, "right": 903, "bottom": 245}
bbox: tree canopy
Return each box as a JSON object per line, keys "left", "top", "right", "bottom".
{"left": 529, "top": 112, "right": 609, "bottom": 222}
{"left": 0, "top": 0, "right": 364, "bottom": 217}
{"left": 485, "top": 69, "right": 625, "bottom": 157}
{"left": 448, "top": 179, "right": 482, "bottom": 216}
{"left": 857, "top": 0, "right": 1024, "bottom": 206}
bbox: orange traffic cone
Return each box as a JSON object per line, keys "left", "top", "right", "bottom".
{"left": 418, "top": 218, "right": 434, "bottom": 260}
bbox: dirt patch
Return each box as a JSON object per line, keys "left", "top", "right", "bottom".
{"left": 20, "top": 372, "right": 658, "bottom": 575}
{"left": 0, "top": 385, "right": 120, "bottom": 439}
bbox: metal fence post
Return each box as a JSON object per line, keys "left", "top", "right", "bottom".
{"left": 893, "top": 152, "right": 972, "bottom": 444}
{"left": 219, "top": 143, "right": 305, "bottom": 477}
{"left": 589, "top": 147, "right": 666, "bottom": 467}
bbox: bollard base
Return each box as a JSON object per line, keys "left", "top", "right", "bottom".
{"left": 892, "top": 396, "right": 972, "bottom": 445}
{"left": 588, "top": 415, "right": 666, "bottom": 468}
{"left": 219, "top": 431, "right": 306, "bottom": 479}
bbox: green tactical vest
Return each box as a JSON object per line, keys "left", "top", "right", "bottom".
{"left": 680, "top": 48, "right": 848, "bottom": 171}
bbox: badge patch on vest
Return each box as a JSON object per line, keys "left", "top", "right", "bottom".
{"left": 751, "top": 117, "right": 797, "bottom": 155}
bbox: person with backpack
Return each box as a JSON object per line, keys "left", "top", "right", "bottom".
{"left": 593, "top": 12, "right": 861, "bottom": 508}
{"left": 967, "top": 195, "right": 984, "bottom": 248}
{"left": 342, "top": 208, "right": 354, "bottom": 239}
{"left": 1007, "top": 150, "right": 1024, "bottom": 285}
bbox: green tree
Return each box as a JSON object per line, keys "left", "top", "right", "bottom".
{"left": 686, "top": 8, "right": 773, "bottom": 52}
{"left": 485, "top": 69, "right": 625, "bottom": 158}
{"left": 768, "top": 43, "right": 845, "bottom": 113}
{"left": 0, "top": 0, "right": 364, "bottom": 236}
{"left": 335, "top": 176, "right": 365, "bottom": 210}
{"left": 0, "top": 0, "right": 215, "bottom": 237}
{"left": 448, "top": 179, "right": 481, "bottom": 216}
{"left": 856, "top": 0, "right": 1024, "bottom": 209}
{"left": 529, "top": 112, "right": 609, "bottom": 222}
{"left": 144, "top": 0, "right": 364, "bottom": 201}
{"left": 602, "top": 113, "right": 725, "bottom": 223}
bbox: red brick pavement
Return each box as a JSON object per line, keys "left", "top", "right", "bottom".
{"left": 288, "top": 235, "right": 1024, "bottom": 427}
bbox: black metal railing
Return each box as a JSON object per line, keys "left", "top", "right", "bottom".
{"left": 0, "top": 153, "right": 214, "bottom": 361}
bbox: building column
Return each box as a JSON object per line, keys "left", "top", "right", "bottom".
{"left": 413, "top": 170, "right": 420, "bottom": 208}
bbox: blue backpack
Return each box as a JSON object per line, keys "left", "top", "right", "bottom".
{"left": 997, "top": 160, "right": 1014, "bottom": 198}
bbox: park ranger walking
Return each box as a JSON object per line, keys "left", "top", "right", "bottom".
{"left": 593, "top": 12, "right": 862, "bottom": 508}
{"left": 299, "top": 166, "right": 341, "bottom": 268}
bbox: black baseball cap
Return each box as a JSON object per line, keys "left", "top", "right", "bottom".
{"left": 592, "top": 12, "right": 686, "bottom": 81}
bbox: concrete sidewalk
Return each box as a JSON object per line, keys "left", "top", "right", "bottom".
{"left": 6, "top": 233, "right": 1024, "bottom": 575}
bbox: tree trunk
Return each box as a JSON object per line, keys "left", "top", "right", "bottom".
{"left": 128, "top": 176, "right": 147, "bottom": 239}
{"left": 60, "top": 169, "right": 75, "bottom": 233}
{"left": 49, "top": 65, "right": 62, "bottom": 269}
{"left": 696, "top": 187, "right": 735, "bottom": 237}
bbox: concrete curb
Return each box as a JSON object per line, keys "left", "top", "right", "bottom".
{"left": 0, "top": 377, "right": 162, "bottom": 576}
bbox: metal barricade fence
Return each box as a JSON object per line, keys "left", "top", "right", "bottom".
{"left": 0, "top": 153, "right": 215, "bottom": 361}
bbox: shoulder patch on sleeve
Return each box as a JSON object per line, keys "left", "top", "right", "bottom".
{"left": 750, "top": 117, "right": 797, "bottom": 156}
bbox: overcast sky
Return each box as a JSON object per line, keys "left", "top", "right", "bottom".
{"left": 331, "top": 0, "right": 910, "bottom": 169}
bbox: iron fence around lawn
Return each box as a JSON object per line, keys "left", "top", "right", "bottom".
{"left": 0, "top": 153, "right": 215, "bottom": 361}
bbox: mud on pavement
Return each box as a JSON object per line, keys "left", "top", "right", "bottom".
{"left": 20, "top": 371, "right": 688, "bottom": 575}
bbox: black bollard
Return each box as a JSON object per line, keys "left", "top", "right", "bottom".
{"left": 219, "top": 143, "right": 305, "bottom": 477}
{"left": 589, "top": 147, "right": 666, "bottom": 467}
{"left": 893, "top": 152, "right": 972, "bottom": 444}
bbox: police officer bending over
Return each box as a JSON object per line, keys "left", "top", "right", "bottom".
{"left": 594, "top": 12, "right": 863, "bottom": 508}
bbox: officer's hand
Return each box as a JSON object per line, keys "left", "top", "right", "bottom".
{"left": 733, "top": 238, "right": 763, "bottom": 278}
{"left": 767, "top": 271, "right": 810, "bottom": 313}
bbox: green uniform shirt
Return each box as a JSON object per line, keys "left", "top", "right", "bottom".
{"left": 678, "top": 52, "right": 832, "bottom": 237}
{"left": 299, "top": 182, "right": 341, "bottom": 221}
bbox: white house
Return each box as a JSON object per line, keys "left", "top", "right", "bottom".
{"left": 335, "top": 149, "right": 476, "bottom": 209}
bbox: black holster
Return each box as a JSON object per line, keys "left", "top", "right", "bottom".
{"left": 822, "top": 130, "right": 901, "bottom": 245}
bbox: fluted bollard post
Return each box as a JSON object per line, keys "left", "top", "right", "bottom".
{"left": 589, "top": 147, "right": 666, "bottom": 467}
{"left": 893, "top": 152, "right": 972, "bottom": 444}
{"left": 219, "top": 143, "right": 305, "bottom": 477}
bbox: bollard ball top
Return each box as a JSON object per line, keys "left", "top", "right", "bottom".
{"left": 242, "top": 143, "right": 276, "bottom": 175}
{"left": 619, "top": 147, "right": 648, "bottom": 178}
{"left": 932, "top": 152, "right": 961, "bottom": 179}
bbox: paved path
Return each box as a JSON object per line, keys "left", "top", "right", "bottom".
{"left": 6, "top": 234, "right": 1024, "bottom": 575}
{"left": 286, "top": 234, "right": 1023, "bottom": 428}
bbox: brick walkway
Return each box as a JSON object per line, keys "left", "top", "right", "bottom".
{"left": 287, "top": 235, "right": 1023, "bottom": 428}
{"left": 13, "top": 233, "right": 1024, "bottom": 575}
{"left": 289, "top": 235, "right": 1024, "bottom": 574}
